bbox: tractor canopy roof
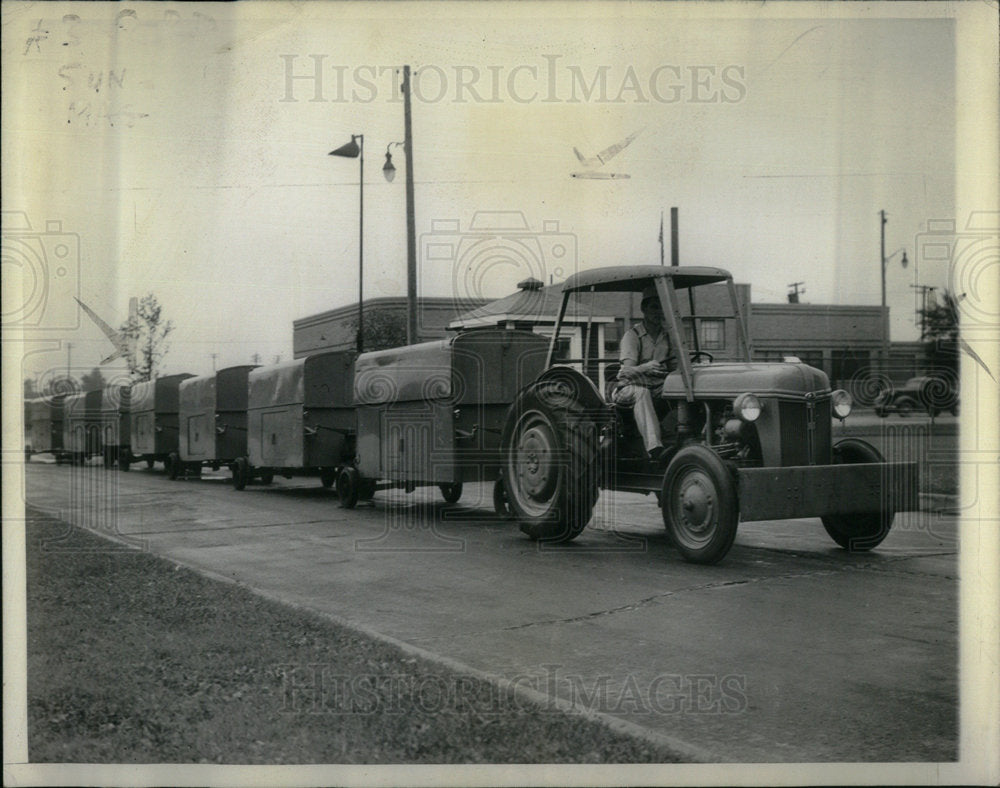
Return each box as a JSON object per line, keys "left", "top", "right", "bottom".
{"left": 562, "top": 265, "right": 732, "bottom": 294}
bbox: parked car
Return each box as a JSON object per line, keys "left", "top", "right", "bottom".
{"left": 874, "top": 375, "right": 958, "bottom": 418}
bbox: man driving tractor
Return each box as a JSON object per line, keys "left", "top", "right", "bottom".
{"left": 611, "top": 285, "right": 677, "bottom": 462}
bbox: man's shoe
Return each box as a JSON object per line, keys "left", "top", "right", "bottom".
{"left": 648, "top": 446, "right": 667, "bottom": 464}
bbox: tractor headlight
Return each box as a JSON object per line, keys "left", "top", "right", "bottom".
{"left": 832, "top": 389, "right": 853, "bottom": 419}
{"left": 733, "top": 393, "right": 762, "bottom": 422}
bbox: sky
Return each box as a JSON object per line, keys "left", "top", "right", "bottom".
{"left": 0, "top": 1, "right": 986, "bottom": 385}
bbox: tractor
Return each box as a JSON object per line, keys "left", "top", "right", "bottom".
{"left": 498, "top": 265, "right": 918, "bottom": 564}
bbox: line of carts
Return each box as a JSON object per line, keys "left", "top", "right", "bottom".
{"left": 24, "top": 329, "right": 549, "bottom": 509}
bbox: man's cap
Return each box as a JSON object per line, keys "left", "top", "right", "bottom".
{"left": 640, "top": 284, "right": 659, "bottom": 305}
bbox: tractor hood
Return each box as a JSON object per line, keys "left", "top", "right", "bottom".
{"left": 661, "top": 362, "right": 830, "bottom": 399}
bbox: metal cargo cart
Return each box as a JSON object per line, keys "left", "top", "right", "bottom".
{"left": 126, "top": 373, "right": 195, "bottom": 472}
{"left": 338, "top": 328, "right": 548, "bottom": 508}
{"left": 238, "top": 351, "right": 356, "bottom": 490}
{"left": 174, "top": 365, "right": 257, "bottom": 480}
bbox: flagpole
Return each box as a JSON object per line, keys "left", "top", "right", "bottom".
{"left": 659, "top": 210, "right": 665, "bottom": 266}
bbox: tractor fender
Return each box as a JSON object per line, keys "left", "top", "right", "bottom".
{"left": 501, "top": 365, "right": 608, "bottom": 449}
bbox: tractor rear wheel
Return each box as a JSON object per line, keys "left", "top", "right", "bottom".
{"left": 502, "top": 387, "right": 600, "bottom": 543}
{"left": 822, "top": 439, "right": 894, "bottom": 551}
{"left": 662, "top": 444, "right": 739, "bottom": 564}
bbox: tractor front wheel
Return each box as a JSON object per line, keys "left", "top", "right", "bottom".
{"left": 662, "top": 445, "right": 739, "bottom": 564}
{"left": 821, "top": 439, "right": 894, "bottom": 551}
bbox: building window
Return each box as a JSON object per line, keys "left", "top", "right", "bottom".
{"left": 604, "top": 323, "right": 621, "bottom": 354}
{"left": 699, "top": 319, "right": 725, "bottom": 350}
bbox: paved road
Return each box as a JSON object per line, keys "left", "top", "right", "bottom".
{"left": 22, "top": 454, "right": 957, "bottom": 763}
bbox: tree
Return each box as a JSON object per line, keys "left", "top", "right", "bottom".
{"left": 917, "top": 290, "right": 959, "bottom": 376}
{"left": 349, "top": 308, "right": 408, "bottom": 353}
{"left": 80, "top": 366, "right": 106, "bottom": 392}
{"left": 119, "top": 293, "right": 174, "bottom": 382}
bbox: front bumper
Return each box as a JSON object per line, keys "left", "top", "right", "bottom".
{"left": 738, "top": 462, "right": 919, "bottom": 522}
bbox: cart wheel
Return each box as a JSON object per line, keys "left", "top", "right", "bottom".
{"left": 120, "top": 454, "right": 130, "bottom": 472}
{"left": 359, "top": 480, "right": 377, "bottom": 501}
{"left": 662, "top": 444, "right": 739, "bottom": 565}
{"left": 232, "top": 457, "right": 249, "bottom": 490}
{"left": 167, "top": 452, "right": 180, "bottom": 480}
{"left": 320, "top": 469, "right": 336, "bottom": 488}
{"left": 439, "top": 482, "right": 463, "bottom": 504}
{"left": 493, "top": 478, "right": 514, "bottom": 520}
{"left": 258, "top": 469, "right": 274, "bottom": 485}
{"left": 188, "top": 463, "right": 202, "bottom": 479}
{"left": 821, "top": 439, "right": 894, "bottom": 551}
{"left": 146, "top": 458, "right": 155, "bottom": 470}
{"left": 337, "top": 467, "right": 360, "bottom": 509}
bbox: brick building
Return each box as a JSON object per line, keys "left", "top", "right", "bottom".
{"left": 293, "top": 278, "right": 918, "bottom": 390}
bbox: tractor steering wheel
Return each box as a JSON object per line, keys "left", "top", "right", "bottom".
{"left": 689, "top": 351, "right": 714, "bottom": 364}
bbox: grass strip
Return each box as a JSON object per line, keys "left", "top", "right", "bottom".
{"left": 25, "top": 506, "right": 682, "bottom": 764}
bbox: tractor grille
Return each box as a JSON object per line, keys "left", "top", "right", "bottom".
{"left": 778, "top": 397, "right": 832, "bottom": 466}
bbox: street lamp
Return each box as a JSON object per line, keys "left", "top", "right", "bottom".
{"left": 879, "top": 209, "right": 908, "bottom": 376}
{"left": 330, "top": 134, "right": 364, "bottom": 355}
{"left": 382, "top": 142, "right": 403, "bottom": 183}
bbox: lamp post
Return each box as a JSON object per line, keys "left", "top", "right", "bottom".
{"left": 330, "top": 134, "right": 364, "bottom": 355}
{"left": 879, "top": 209, "right": 908, "bottom": 376}
{"left": 380, "top": 66, "right": 418, "bottom": 346}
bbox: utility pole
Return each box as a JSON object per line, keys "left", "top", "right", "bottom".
{"left": 787, "top": 282, "right": 805, "bottom": 303}
{"left": 66, "top": 342, "right": 72, "bottom": 382}
{"left": 880, "top": 210, "right": 888, "bottom": 375}
{"left": 910, "top": 284, "right": 937, "bottom": 339}
{"left": 403, "top": 66, "right": 417, "bottom": 346}
{"left": 211, "top": 353, "right": 217, "bottom": 372}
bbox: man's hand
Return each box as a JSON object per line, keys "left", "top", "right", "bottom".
{"left": 618, "top": 360, "right": 665, "bottom": 382}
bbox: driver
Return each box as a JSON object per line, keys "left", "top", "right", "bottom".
{"left": 612, "top": 285, "right": 677, "bottom": 462}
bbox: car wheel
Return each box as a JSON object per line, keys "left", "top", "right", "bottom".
{"left": 439, "top": 482, "right": 463, "bottom": 504}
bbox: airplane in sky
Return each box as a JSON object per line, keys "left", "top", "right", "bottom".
{"left": 570, "top": 129, "right": 642, "bottom": 179}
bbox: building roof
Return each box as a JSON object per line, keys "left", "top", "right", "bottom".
{"left": 562, "top": 265, "right": 732, "bottom": 293}
{"left": 448, "top": 281, "right": 625, "bottom": 329}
